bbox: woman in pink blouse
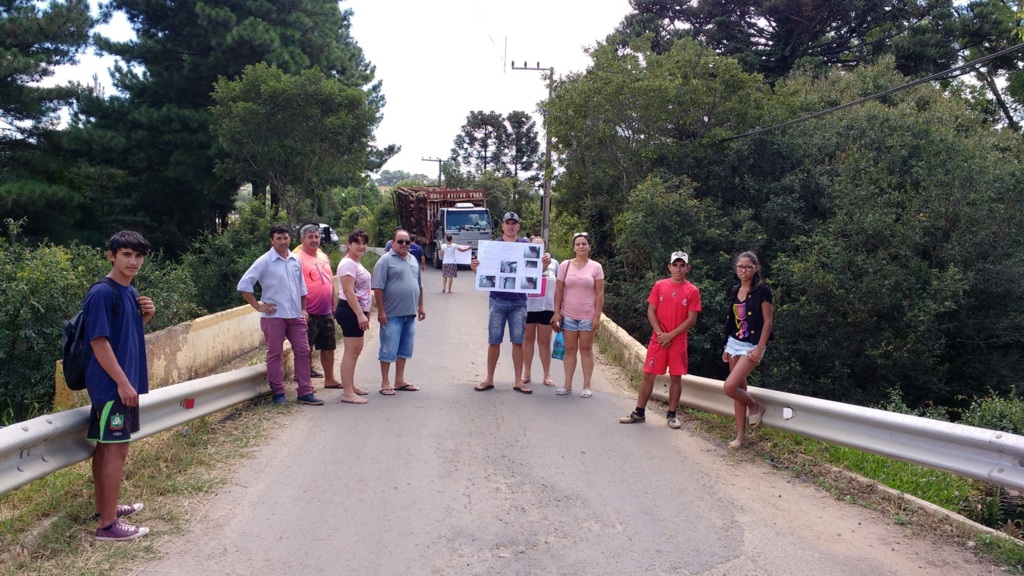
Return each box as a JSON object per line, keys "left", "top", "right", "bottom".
{"left": 551, "top": 232, "right": 605, "bottom": 398}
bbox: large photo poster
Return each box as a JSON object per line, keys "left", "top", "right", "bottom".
{"left": 474, "top": 240, "right": 543, "bottom": 295}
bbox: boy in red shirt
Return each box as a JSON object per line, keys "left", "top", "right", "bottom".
{"left": 620, "top": 251, "right": 701, "bottom": 428}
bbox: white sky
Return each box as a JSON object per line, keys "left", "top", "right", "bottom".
{"left": 55, "top": 0, "right": 633, "bottom": 177}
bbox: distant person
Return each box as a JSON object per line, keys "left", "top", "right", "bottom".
{"left": 471, "top": 212, "right": 550, "bottom": 394}
{"left": 440, "top": 234, "right": 472, "bottom": 293}
{"left": 551, "top": 232, "right": 604, "bottom": 398}
{"left": 409, "top": 234, "right": 427, "bottom": 271}
{"left": 297, "top": 224, "right": 340, "bottom": 386}
{"left": 85, "top": 231, "right": 155, "bottom": 541}
{"left": 721, "top": 251, "right": 772, "bottom": 449}
{"left": 372, "top": 228, "right": 426, "bottom": 394}
{"left": 523, "top": 236, "right": 558, "bottom": 387}
{"left": 238, "top": 225, "right": 323, "bottom": 406}
{"left": 383, "top": 226, "right": 403, "bottom": 252}
{"left": 335, "top": 230, "right": 373, "bottom": 404}
{"left": 620, "top": 251, "right": 701, "bottom": 428}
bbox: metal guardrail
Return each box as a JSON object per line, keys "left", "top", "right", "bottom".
{"left": 4, "top": 342, "right": 1024, "bottom": 497}
{"left": 0, "top": 365, "right": 266, "bottom": 495}
{"left": 655, "top": 373, "right": 1024, "bottom": 491}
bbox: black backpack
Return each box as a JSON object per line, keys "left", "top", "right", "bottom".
{"left": 62, "top": 278, "right": 121, "bottom": 391}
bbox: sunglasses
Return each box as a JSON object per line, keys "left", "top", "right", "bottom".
{"left": 395, "top": 239, "right": 411, "bottom": 245}
{"left": 572, "top": 232, "right": 589, "bottom": 240}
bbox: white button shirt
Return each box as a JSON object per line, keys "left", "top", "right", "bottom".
{"left": 237, "top": 248, "right": 308, "bottom": 319}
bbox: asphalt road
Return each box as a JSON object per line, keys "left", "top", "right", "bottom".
{"left": 136, "top": 267, "right": 993, "bottom": 576}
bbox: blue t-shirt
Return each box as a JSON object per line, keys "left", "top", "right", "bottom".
{"left": 490, "top": 237, "right": 529, "bottom": 302}
{"left": 409, "top": 242, "right": 425, "bottom": 263}
{"left": 83, "top": 280, "right": 149, "bottom": 403}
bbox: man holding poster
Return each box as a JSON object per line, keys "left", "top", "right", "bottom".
{"left": 470, "top": 212, "right": 550, "bottom": 394}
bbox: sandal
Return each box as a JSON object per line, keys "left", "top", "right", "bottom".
{"left": 749, "top": 404, "right": 766, "bottom": 428}
{"left": 474, "top": 382, "right": 495, "bottom": 391}
{"left": 378, "top": 388, "right": 395, "bottom": 396}
{"left": 727, "top": 439, "right": 745, "bottom": 449}
{"left": 555, "top": 387, "right": 572, "bottom": 396}
{"left": 580, "top": 389, "right": 593, "bottom": 398}
{"left": 513, "top": 385, "right": 533, "bottom": 394}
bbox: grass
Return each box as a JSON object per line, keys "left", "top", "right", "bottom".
{"left": 671, "top": 404, "right": 1024, "bottom": 573}
{"left": 0, "top": 398, "right": 289, "bottom": 576}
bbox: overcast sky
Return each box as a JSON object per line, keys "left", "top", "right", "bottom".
{"left": 57, "top": 0, "right": 633, "bottom": 177}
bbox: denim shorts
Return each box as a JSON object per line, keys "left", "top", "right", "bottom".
{"left": 724, "top": 336, "right": 760, "bottom": 359}
{"left": 561, "top": 316, "right": 593, "bottom": 332}
{"left": 488, "top": 299, "right": 527, "bottom": 345}
{"left": 379, "top": 314, "right": 416, "bottom": 362}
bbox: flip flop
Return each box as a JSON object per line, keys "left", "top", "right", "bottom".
{"left": 394, "top": 384, "right": 420, "bottom": 392}
{"left": 324, "top": 384, "right": 343, "bottom": 389}
{"left": 379, "top": 388, "right": 395, "bottom": 396}
{"left": 513, "top": 385, "right": 533, "bottom": 394}
{"left": 474, "top": 383, "right": 495, "bottom": 391}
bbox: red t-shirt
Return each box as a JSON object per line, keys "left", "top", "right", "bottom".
{"left": 647, "top": 279, "right": 702, "bottom": 345}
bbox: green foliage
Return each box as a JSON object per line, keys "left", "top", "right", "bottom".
{"left": 58, "top": 0, "right": 385, "bottom": 254}
{"left": 183, "top": 199, "right": 276, "bottom": 313}
{"left": 614, "top": 0, "right": 958, "bottom": 82}
{"left": 210, "top": 63, "right": 379, "bottom": 226}
{"left": 370, "top": 191, "right": 399, "bottom": 247}
{"left": 0, "top": 234, "right": 205, "bottom": 421}
{"left": 375, "top": 170, "right": 433, "bottom": 187}
{"left": 960, "top": 392, "right": 1024, "bottom": 435}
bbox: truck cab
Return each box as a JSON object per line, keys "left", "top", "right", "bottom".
{"left": 431, "top": 202, "right": 493, "bottom": 268}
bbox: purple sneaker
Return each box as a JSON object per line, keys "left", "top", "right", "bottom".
{"left": 93, "top": 502, "right": 143, "bottom": 520}
{"left": 95, "top": 518, "right": 150, "bottom": 541}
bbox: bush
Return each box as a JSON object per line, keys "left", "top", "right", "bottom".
{"left": 960, "top": 392, "right": 1024, "bottom": 435}
{"left": 0, "top": 240, "right": 109, "bottom": 421}
{"left": 183, "top": 200, "right": 275, "bottom": 313}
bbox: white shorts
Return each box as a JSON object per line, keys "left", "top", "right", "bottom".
{"left": 725, "top": 336, "right": 760, "bottom": 359}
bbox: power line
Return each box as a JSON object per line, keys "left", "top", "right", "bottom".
{"left": 718, "top": 42, "right": 1024, "bottom": 143}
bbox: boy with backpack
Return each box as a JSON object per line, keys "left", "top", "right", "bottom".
{"left": 619, "top": 251, "right": 701, "bottom": 429}
{"left": 82, "top": 231, "right": 155, "bottom": 540}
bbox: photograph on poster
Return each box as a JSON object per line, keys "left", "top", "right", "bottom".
{"left": 475, "top": 240, "right": 543, "bottom": 294}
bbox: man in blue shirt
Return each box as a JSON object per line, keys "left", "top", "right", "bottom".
{"left": 372, "top": 228, "right": 426, "bottom": 394}
{"left": 470, "top": 212, "right": 550, "bottom": 394}
{"left": 238, "top": 225, "right": 323, "bottom": 406}
{"left": 85, "top": 230, "right": 155, "bottom": 541}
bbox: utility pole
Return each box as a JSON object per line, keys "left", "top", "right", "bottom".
{"left": 422, "top": 157, "right": 443, "bottom": 188}
{"left": 511, "top": 61, "right": 554, "bottom": 245}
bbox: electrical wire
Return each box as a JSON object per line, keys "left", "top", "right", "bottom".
{"left": 718, "top": 42, "right": 1024, "bottom": 143}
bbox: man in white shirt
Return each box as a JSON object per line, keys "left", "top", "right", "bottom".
{"left": 237, "top": 225, "right": 324, "bottom": 405}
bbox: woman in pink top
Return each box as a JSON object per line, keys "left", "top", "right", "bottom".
{"left": 551, "top": 232, "right": 605, "bottom": 398}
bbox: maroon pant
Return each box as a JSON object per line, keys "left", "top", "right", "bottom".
{"left": 260, "top": 317, "right": 313, "bottom": 396}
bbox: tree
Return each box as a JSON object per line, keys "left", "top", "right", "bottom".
{"left": 501, "top": 111, "right": 542, "bottom": 179}
{"left": 450, "top": 111, "right": 509, "bottom": 174}
{"left": 0, "top": 0, "right": 95, "bottom": 242}
{"left": 69, "top": 0, "right": 389, "bottom": 253}
{"left": 376, "top": 170, "right": 431, "bottom": 187}
{"left": 211, "top": 63, "right": 378, "bottom": 226}
{"left": 615, "top": 0, "right": 959, "bottom": 82}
